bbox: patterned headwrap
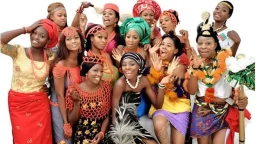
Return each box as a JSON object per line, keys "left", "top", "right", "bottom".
{"left": 120, "top": 17, "right": 151, "bottom": 46}
{"left": 40, "top": 19, "right": 58, "bottom": 48}
{"left": 85, "top": 23, "right": 106, "bottom": 39}
{"left": 133, "top": 0, "right": 162, "bottom": 20}
{"left": 120, "top": 52, "right": 145, "bottom": 74}
{"left": 61, "top": 27, "right": 78, "bottom": 37}
{"left": 80, "top": 54, "right": 103, "bottom": 76}
{"left": 196, "top": 11, "right": 221, "bottom": 52}
{"left": 47, "top": 2, "right": 66, "bottom": 19}
{"left": 160, "top": 9, "right": 180, "bottom": 26}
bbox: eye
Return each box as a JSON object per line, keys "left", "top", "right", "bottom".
{"left": 75, "top": 36, "right": 80, "bottom": 39}
{"left": 98, "top": 36, "right": 102, "bottom": 39}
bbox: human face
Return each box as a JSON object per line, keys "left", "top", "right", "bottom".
{"left": 121, "top": 58, "right": 140, "bottom": 79}
{"left": 30, "top": 26, "right": 49, "bottom": 48}
{"left": 159, "top": 15, "right": 175, "bottom": 33}
{"left": 91, "top": 32, "right": 108, "bottom": 50}
{"left": 65, "top": 32, "right": 81, "bottom": 51}
{"left": 197, "top": 36, "right": 217, "bottom": 58}
{"left": 140, "top": 9, "right": 155, "bottom": 25}
{"left": 160, "top": 37, "right": 177, "bottom": 61}
{"left": 87, "top": 64, "right": 103, "bottom": 85}
{"left": 102, "top": 9, "right": 118, "bottom": 27}
{"left": 213, "top": 3, "right": 230, "bottom": 22}
{"left": 50, "top": 9, "right": 67, "bottom": 28}
{"left": 125, "top": 30, "right": 140, "bottom": 50}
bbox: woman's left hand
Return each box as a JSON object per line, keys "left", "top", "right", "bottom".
{"left": 144, "top": 44, "right": 151, "bottom": 51}
{"left": 92, "top": 132, "right": 104, "bottom": 144}
{"left": 227, "top": 30, "right": 241, "bottom": 43}
{"left": 39, "top": 84, "right": 50, "bottom": 95}
{"left": 179, "top": 29, "right": 189, "bottom": 41}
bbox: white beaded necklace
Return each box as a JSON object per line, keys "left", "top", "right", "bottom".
{"left": 125, "top": 75, "right": 142, "bottom": 89}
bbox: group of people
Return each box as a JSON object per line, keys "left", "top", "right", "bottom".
{"left": 0, "top": 0, "right": 251, "bottom": 144}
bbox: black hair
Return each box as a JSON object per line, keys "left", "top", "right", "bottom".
{"left": 113, "top": 11, "right": 125, "bottom": 46}
{"left": 80, "top": 62, "right": 97, "bottom": 76}
{"left": 162, "top": 31, "right": 184, "bottom": 57}
{"left": 84, "top": 24, "right": 100, "bottom": 52}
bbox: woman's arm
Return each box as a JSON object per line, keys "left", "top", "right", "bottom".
{"left": 187, "top": 74, "right": 198, "bottom": 95}
{"left": 66, "top": 87, "right": 80, "bottom": 126}
{"left": 67, "top": 101, "right": 80, "bottom": 126}
{"left": 111, "top": 78, "right": 125, "bottom": 124}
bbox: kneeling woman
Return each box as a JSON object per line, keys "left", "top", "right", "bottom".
{"left": 65, "top": 55, "right": 111, "bottom": 144}
{"left": 106, "top": 52, "right": 177, "bottom": 144}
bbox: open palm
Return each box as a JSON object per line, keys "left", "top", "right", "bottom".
{"left": 150, "top": 53, "right": 162, "bottom": 72}
{"left": 167, "top": 56, "right": 180, "bottom": 75}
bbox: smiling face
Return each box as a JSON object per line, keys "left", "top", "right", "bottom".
{"left": 50, "top": 9, "right": 67, "bottom": 28}
{"left": 140, "top": 9, "right": 155, "bottom": 25}
{"left": 102, "top": 9, "right": 118, "bottom": 27}
{"left": 125, "top": 30, "right": 140, "bottom": 50}
{"left": 65, "top": 31, "right": 81, "bottom": 51}
{"left": 159, "top": 15, "right": 175, "bottom": 33}
{"left": 121, "top": 58, "right": 140, "bottom": 79}
{"left": 30, "top": 26, "right": 49, "bottom": 48}
{"left": 197, "top": 36, "right": 217, "bottom": 58}
{"left": 213, "top": 3, "right": 230, "bottom": 22}
{"left": 87, "top": 64, "right": 103, "bottom": 85}
{"left": 160, "top": 37, "right": 178, "bottom": 61}
{"left": 91, "top": 31, "right": 108, "bottom": 51}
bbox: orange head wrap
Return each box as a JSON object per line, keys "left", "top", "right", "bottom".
{"left": 41, "top": 19, "right": 58, "bottom": 48}
{"left": 103, "top": 3, "right": 119, "bottom": 13}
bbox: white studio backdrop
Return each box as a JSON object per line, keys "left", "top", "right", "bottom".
{"left": 0, "top": 0, "right": 255, "bottom": 143}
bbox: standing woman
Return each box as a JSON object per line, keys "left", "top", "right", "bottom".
{"left": 0, "top": 19, "right": 58, "bottom": 144}
{"left": 84, "top": 23, "right": 119, "bottom": 85}
{"left": 132, "top": 0, "right": 162, "bottom": 49}
{"left": 159, "top": 9, "right": 192, "bottom": 57}
{"left": 65, "top": 55, "right": 111, "bottom": 144}
{"left": 50, "top": 27, "right": 85, "bottom": 144}
{"left": 112, "top": 17, "right": 151, "bottom": 67}
{"left": 212, "top": 1, "right": 241, "bottom": 56}
{"left": 188, "top": 13, "right": 248, "bottom": 144}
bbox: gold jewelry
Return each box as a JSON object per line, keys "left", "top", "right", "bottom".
{"left": 220, "top": 2, "right": 233, "bottom": 9}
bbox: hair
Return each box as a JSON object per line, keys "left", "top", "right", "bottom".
{"left": 171, "top": 10, "right": 180, "bottom": 24}
{"left": 220, "top": 1, "right": 234, "bottom": 17}
{"left": 162, "top": 31, "right": 184, "bottom": 57}
{"left": 80, "top": 62, "right": 97, "bottom": 76}
{"left": 113, "top": 11, "right": 125, "bottom": 46}
{"left": 84, "top": 24, "right": 99, "bottom": 52}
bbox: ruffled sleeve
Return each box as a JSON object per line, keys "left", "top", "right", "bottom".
{"left": 52, "top": 64, "right": 67, "bottom": 78}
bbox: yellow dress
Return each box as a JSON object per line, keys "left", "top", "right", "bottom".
{"left": 1, "top": 43, "right": 54, "bottom": 92}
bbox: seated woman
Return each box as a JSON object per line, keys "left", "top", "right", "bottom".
{"left": 147, "top": 31, "right": 191, "bottom": 144}
{"left": 106, "top": 52, "right": 178, "bottom": 144}
{"left": 112, "top": 17, "right": 151, "bottom": 67}
{"left": 65, "top": 54, "right": 111, "bottom": 144}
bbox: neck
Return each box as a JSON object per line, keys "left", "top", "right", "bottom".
{"left": 91, "top": 46, "right": 101, "bottom": 54}
{"left": 85, "top": 79, "right": 100, "bottom": 89}
{"left": 30, "top": 47, "right": 44, "bottom": 54}
{"left": 66, "top": 51, "right": 78, "bottom": 62}
{"left": 214, "top": 21, "right": 226, "bottom": 30}
{"left": 105, "top": 26, "right": 115, "bottom": 36}
{"left": 57, "top": 25, "right": 64, "bottom": 32}
{"left": 125, "top": 46, "right": 138, "bottom": 52}
{"left": 166, "top": 55, "right": 174, "bottom": 63}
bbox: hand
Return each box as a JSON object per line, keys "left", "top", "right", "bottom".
{"left": 63, "top": 123, "right": 72, "bottom": 139}
{"left": 116, "top": 45, "right": 125, "bottom": 51}
{"left": 227, "top": 30, "right": 241, "bottom": 43}
{"left": 237, "top": 95, "right": 248, "bottom": 110}
{"left": 92, "top": 132, "right": 104, "bottom": 143}
{"left": 81, "top": 1, "right": 92, "bottom": 9}
{"left": 26, "top": 20, "right": 42, "bottom": 33}
{"left": 150, "top": 19, "right": 157, "bottom": 32}
{"left": 150, "top": 53, "right": 162, "bottom": 72}
{"left": 190, "top": 48, "right": 205, "bottom": 68}
{"left": 80, "top": 13, "right": 87, "bottom": 27}
{"left": 144, "top": 44, "right": 151, "bottom": 51}
{"left": 167, "top": 56, "right": 180, "bottom": 75}
{"left": 160, "top": 74, "right": 177, "bottom": 85}
{"left": 70, "top": 90, "right": 80, "bottom": 101}
{"left": 39, "top": 84, "right": 50, "bottom": 95}
{"left": 112, "top": 48, "right": 124, "bottom": 62}
{"left": 179, "top": 29, "right": 189, "bottom": 41}
{"left": 149, "top": 40, "right": 161, "bottom": 55}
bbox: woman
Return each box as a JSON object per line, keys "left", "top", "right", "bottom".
{"left": 65, "top": 54, "right": 111, "bottom": 144}
{"left": 84, "top": 23, "right": 119, "bottom": 86}
{"left": 188, "top": 13, "right": 248, "bottom": 144}
{"left": 112, "top": 17, "right": 151, "bottom": 67}
{"left": 47, "top": 2, "right": 68, "bottom": 35}
{"left": 213, "top": 1, "right": 241, "bottom": 56}
{"left": 133, "top": 0, "right": 162, "bottom": 49}
{"left": 50, "top": 27, "right": 85, "bottom": 144}
{"left": 0, "top": 19, "right": 58, "bottom": 143}
{"left": 72, "top": 2, "right": 124, "bottom": 55}
{"left": 147, "top": 31, "right": 191, "bottom": 144}
{"left": 106, "top": 52, "right": 177, "bottom": 144}
{"left": 159, "top": 9, "right": 192, "bottom": 57}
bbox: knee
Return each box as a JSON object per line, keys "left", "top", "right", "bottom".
{"left": 153, "top": 116, "right": 168, "bottom": 132}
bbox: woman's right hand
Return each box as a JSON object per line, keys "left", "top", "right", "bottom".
{"left": 150, "top": 53, "right": 162, "bottom": 72}
{"left": 81, "top": 1, "right": 92, "bottom": 9}
{"left": 149, "top": 40, "right": 161, "bottom": 55}
{"left": 190, "top": 48, "right": 205, "bottom": 68}
{"left": 70, "top": 90, "right": 80, "bottom": 102}
{"left": 112, "top": 48, "right": 124, "bottom": 62}
{"left": 26, "top": 20, "right": 42, "bottom": 33}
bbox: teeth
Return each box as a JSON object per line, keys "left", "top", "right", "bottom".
{"left": 95, "top": 78, "right": 100, "bottom": 81}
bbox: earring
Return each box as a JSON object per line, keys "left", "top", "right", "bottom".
{"left": 85, "top": 74, "right": 88, "bottom": 80}
{"left": 78, "top": 47, "right": 82, "bottom": 53}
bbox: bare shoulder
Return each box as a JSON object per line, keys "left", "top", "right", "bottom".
{"left": 114, "top": 76, "right": 126, "bottom": 88}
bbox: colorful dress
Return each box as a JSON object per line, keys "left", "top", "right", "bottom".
{"left": 217, "top": 28, "right": 234, "bottom": 49}
{"left": 105, "top": 92, "right": 156, "bottom": 144}
{"left": 65, "top": 81, "right": 111, "bottom": 143}
{"left": 1, "top": 43, "right": 53, "bottom": 144}
{"left": 104, "top": 31, "right": 117, "bottom": 54}
{"left": 50, "top": 64, "right": 82, "bottom": 144}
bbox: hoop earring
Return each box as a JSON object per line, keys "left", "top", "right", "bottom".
{"left": 78, "top": 47, "right": 82, "bottom": 53}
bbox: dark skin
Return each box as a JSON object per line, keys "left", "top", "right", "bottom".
{"left": 1, "top": 20, "right": 51, "bottom": 93}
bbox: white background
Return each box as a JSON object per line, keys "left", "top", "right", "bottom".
{"left": 0, "top": 0, "right": 255, "bottom": 143}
